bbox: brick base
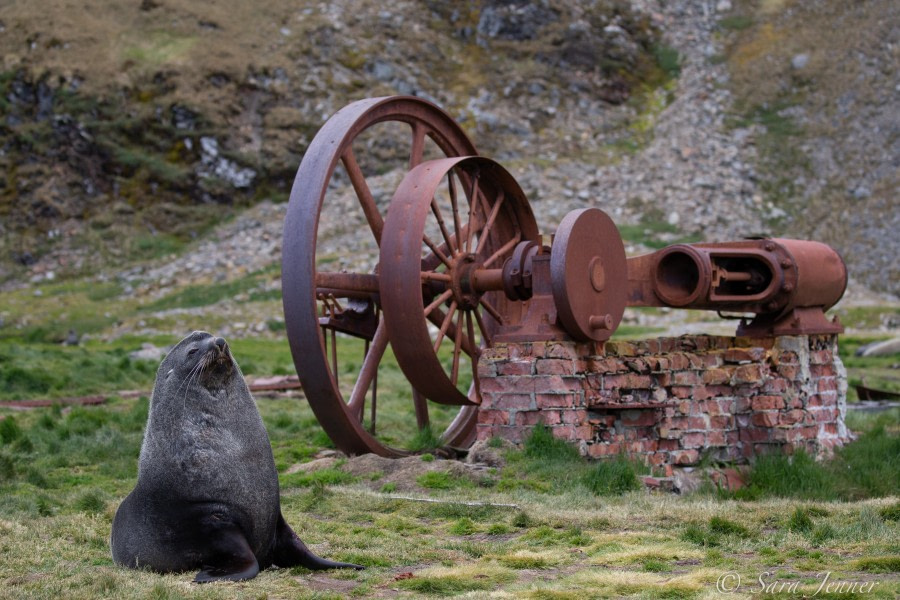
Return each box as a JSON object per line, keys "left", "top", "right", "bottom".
{"left": 476, "top": 334, "right": 851, "bottom": 467}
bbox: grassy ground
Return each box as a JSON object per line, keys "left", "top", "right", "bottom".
{"left": 0, "top": 393, "right": 897, "bottom": 599}
{"left": 1, "top": 238, "right": 898, "bottom": 598}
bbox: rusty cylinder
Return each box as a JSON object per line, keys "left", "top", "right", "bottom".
{"left": 638, "top": 238, "right": 846, "bottom": 316}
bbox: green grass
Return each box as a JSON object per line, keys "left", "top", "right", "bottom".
{"left": 719, "top": 15, "right": 755, "bottom": 31}
{"left": 499, "top": 426, "right": 642, "bottom": 496}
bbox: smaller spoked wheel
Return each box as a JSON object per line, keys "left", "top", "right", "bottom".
{"left": 379, "top": 156, "right": 540, "bottom": 406}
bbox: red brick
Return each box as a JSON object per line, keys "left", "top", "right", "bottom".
{"left": 536, "top": 392, "right": 575, "bottom": 409}
{"left": 543, "top": 342, "right": 577, "bottom": 359}
{"left": 779, "top": 409, "right": 805, "bottom": 426}
{"left": 734, "top": 364, "right": 767, "bottom": 384}
{"left": 776, "top": 350, "right": 799, "bottom": 365}
{"left": 709, "top": 415, "right": 733, "bottom": 429}
{"left": 602, "top": 374, "right": 628, "bottom": 390}
{"left": 588, "top": 414, "right": 616, "bottom": 427}
{"left": 809, "top": 349, "right": 833, "bottom": 365}
{"left": 673, "top": 449, "right": 700, "bottom": 465}
{"left": 811, "top": 364, "right": 836, "bottom": 378}
{"left": 673, "top": 371, "right": 701, "bottom": 386}
{"left": 587, "top": 442, "right": 621, "bottom": 457}
{"left": 551, "top": 425, "right": 575, "bottom": 440}
{"left": 709, "top": 384, "right": 736, "bottom": 397}
{"left": 495, "top": 393, "right": 533, "bottom": 410}
{"left": 682, "top": 432, "right": 706, "bottom": 448}
{"left": 575, "top": 424, "right": 593, "bottom": 440}
{"left": 817, "top": 378, "right": 837, "bottom": 393}
{"left": 687, "top": 416, "right": 708, "bottom": 430}
{"left": 476, "top": 424, "right": 500, "bottom": 441}
{"left": 536, "top": 358, "right": 575, "bottom": 376}
{"left": 701, "top": 353, "right": 724, "bottom": 368}
{"left": 498, "top": 360, "right": 533, "bottom": 376}
{"left": 672, "top": 387, "right": 694, "bottom": 400}
{"left": 739, "top": 427, "right": 770, "bottom": 442}
{"left": 533, "top": 376, "right": 581, "bottom": 393}
{"left": 621, "top": 409, "right": 658, "bottom": 427}
{"left": 624, "top": 374, "right": 654, "bottom": 389}
{"left": 812, "top": 408, "right": 838, "bottom": 423}
{"left": 518, "top": 411, "right": 545, "bottom": 426}
{"left": 724, "top": 347, "right": 766, "bottom": 363}
{"left": 625, "top": 358, "right": 651, "bottom": 373}
{"left": 777, "top": 364, "right": 799, "bottom": 379}
{"left": 542, "top": 410, "right": 562, "bottom": 426}
{"left": 707, "top": 430, "right": 727, "bottom": 445}
{"left": 477, "top": 410, "right": 509, "bottom": 426}
{"left": 561, "top": 409, "right": 588, "bottom": 425}
{"left": 751, "top": 412, "right": 779, "bottom": 428}
{"left": 762, "top": 378, "right": 788, "bottom": 393}
{"left": 478, "top": 361, "right": 497, "bottom": 378}
{"left": 668, "top": 354, "right": 691, "bottom": 370}
{"left": 806, "top": 395, "right": 823, "bottom": 407}
{"left": 658, "top": 439, "right": 680, "bottom": 451}
{"left": 751, "top": 395, "right": 785, "bottom": 411}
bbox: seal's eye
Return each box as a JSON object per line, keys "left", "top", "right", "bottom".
{"left": 187, "top": 347, "right": 199, "bottom": 356}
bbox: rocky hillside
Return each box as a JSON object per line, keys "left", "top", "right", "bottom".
{"left": 0, "top": 0, "right": 897, "bottom": 299}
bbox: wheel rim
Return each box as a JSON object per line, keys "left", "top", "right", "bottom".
{"left": 282, "top": 96, "right": 480, "bottom": 457}
{"left": 379, "top": 156, "right": 540, "bottom": 406}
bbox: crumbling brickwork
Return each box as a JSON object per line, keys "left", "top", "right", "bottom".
{"left": 476, "top": 334, "right": 850, "bottom": 467}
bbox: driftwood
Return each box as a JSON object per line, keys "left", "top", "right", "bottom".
{"left": 0, "top": 376, "right": 303, "bottom": 409}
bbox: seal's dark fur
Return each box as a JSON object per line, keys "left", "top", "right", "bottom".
{"left": 110, "top": 331, "right": 362, "bottom": 582}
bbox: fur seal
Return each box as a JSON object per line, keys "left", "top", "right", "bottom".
{"left": 111, "top": 331, "right": 363, "bottom": 582}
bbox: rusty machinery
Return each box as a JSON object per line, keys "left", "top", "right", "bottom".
{"left": 281, "top": 96, "right": 847, "bottom": 457}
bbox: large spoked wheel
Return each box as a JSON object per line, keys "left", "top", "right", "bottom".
{"left": 380, "top": 156, "right": 540, "bottom": 406}
{"left": 282, "top": 96, "right": 480, "bottom": 457}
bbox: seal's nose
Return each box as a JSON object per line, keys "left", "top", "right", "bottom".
{"left": 215, "top": 337, "right": 226, "bottom": 350}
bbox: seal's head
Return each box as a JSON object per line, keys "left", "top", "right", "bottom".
{"left": 159, "top": 330, "right": 236, "bottom": 392}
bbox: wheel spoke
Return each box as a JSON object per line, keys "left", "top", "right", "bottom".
{"left": 341, "top": 147, "right": 384, "bottom": 244}
{"left": 316, "top": 271, "right": 380, "bottom": 297}
{"left": 423, "top": 234, "right": 453, "bottom": 268}
{"left": 427, "top": 306, "right": 478, "bottom": 358}
{"left": 479, "top": 297, "right": 504, "bottom": 324}
{"left": 412, "top": 388, "right": 429, "bottom": 431}
{"left": 475, "top": 191, "right": 506, "bottom": 256}
{"left": 409, "top": 122, "right": 427, "bottom": 169}
{"left": 448, "top": 171, "right": 463, "bottom": 254}
{"left": 451, "top": 309, "right": 464, "bottom": 386}
{"left": 430, "top": 196, "right": 456, "bottom": 254}
{"left": 330, "top": 328, "right": 338, "bottom": 381}
{"left": 473, "top": 308, "right": 493, "bottom": 347}
{"left": 433, "top": 300, "right": 458, "bottom": 352}
{"left": 424, "top": 289, "right": 454, "bottom": 317}
{"left": 465, "top": 310, "right": 479, "bottom": 358}
{"left": 465, "top": 174, "right": 481, "bottom": 253}
{"left": 421, "top": 271, "right": 451, "bottom": 283}
{"left": 348, "top": 320, "right": 389, "bottom": 417}
{"left": 466, "top": 311, "right": 481, "bottom": 398}
{"left": 483, "top": 232, "right": 521, "bottom": 268}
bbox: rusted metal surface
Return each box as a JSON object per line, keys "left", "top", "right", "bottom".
{"left": 283, "top": 95, "right": 849, "bottom": 455}
{"left": 378, "top": 156, "right": 539, "bottom": 406}
{"left": 626, "top": 238, "right": 846, "bottom": 336}
{"left": 550, "top": 208, "right": 628, "bottom": 342}
{"left": 281, "top": 96, "right": 480, "bottom": 457}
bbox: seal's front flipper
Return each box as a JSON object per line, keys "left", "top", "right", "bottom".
{"left": 193, "top": 522, "right": 260, "bottom": 583}
{"left": 272, "top": 514, "right": 364, "bottom": 571}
